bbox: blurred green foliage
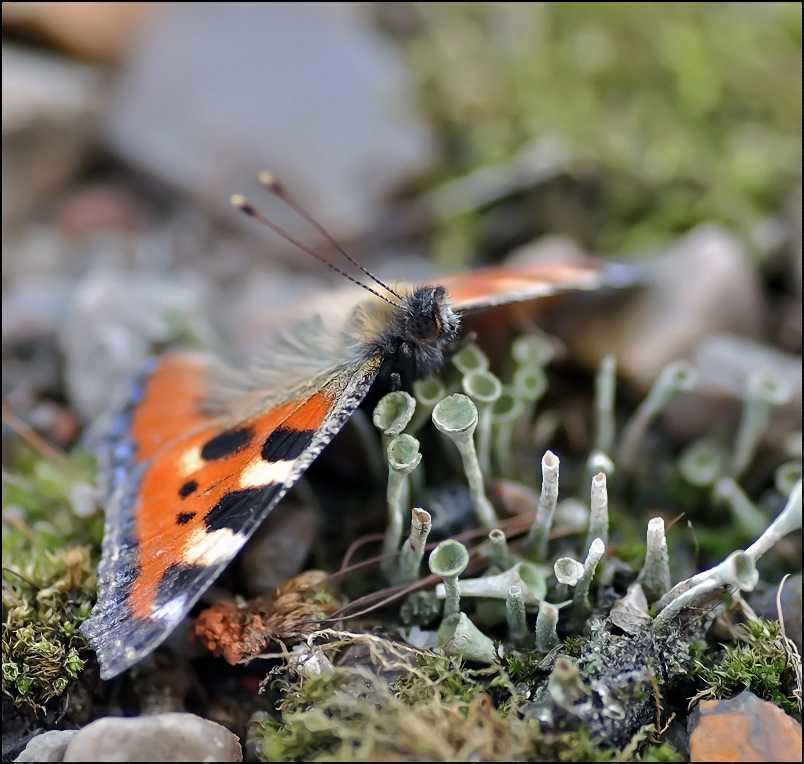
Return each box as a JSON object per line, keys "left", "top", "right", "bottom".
{"left": 387, "top": 2, "right": 801, "bottom": 255}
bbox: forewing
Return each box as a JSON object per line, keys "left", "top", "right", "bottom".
{"left": 82, "top": 353, "right": 380, "bottom": 679}
{"left": 441, "top": 260, "right": 631, "bottom": 312}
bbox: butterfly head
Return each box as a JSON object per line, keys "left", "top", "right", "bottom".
{"left": 376, "top": 284, "right": 461, "bottom": 385}
{"left": 405, "top": 286, "right": 460, "bottom": 345}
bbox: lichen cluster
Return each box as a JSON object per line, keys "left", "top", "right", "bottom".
{"left": 251, "top": 341, "right": 801, "bottom": 760}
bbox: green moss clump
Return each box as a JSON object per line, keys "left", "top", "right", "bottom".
{"left": 2, "top": 447, "right": 101, "bottom": 709}
{"left": 635, "top": 741, "right": 685, "bottom": 762}
{"left": 691, "top": 618, "right": 802, "bottom": 720}
{"left": 505, "top": 647, "right": 549, "bottom": 681}
{"left": 2, "top": 548, "right": 95, "bottom": 705}
{"left": 256, "top": 660, "right": 617, "bottom": 762}
{"left": 251, "top": 633, "right": 685, "bottom": 761}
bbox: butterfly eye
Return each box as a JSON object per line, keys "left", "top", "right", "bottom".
{"left": 407, "top": 313, "right": 439, "bottom": 343}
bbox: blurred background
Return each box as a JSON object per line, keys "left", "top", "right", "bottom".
{"left": 2, "top": 1, "right": 801, "bottom": 500}
{"left": 2, "top": 3, "right": 802, "bottom": 743}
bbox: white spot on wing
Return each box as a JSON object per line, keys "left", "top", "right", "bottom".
{"left": 177, "top": 446, "right": 204, "bottom": 477}
{"left": 151, "top": 594, "right": 188, "bottom": 622}
{"left": 183, "top": 527, "right": 246, "bottom": 567}
{"left": 238, "top": 458, "right": 296, "bottom": 489}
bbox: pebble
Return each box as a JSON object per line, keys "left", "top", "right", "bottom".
{"left": 103, "top": 3, "right": 434, "bottom": 243}
{"left": 551, "top": 224, "right": 764, "bottom": 393}
{"left": 62, "top": 713, "right": 242, "bottom": 762}
{"left": 688, "top": 690, "right": 802, "bottom": 762}
{"left": 238, "top": 500, "right": 322, "bottom": 597}
{"left": 664, "top": 332, "right": 802, "bottom": 449}
{"left": 14, "top": 730, "right": 77, "bottom": 763}
{"left": 2, "top": 44, "right": 103, "bottom": 229}
{"left": 58, "top": 267, "right": 213, "bottom": 421}
{"left": 2, "top": 3, "right": 160, "bottom": 64}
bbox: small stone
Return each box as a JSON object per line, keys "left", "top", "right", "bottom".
{"left": 688, "top": 690, "right": 802, "bottom": 762}
{"left": 489, "top": 478, "right": 539, "bottom": 519}
{"left": 550, "top": 224, "right": 764, "bottom": 393}
{"left": 58, "top": 267, "right": 213, "bottom": 421}
{"left": 419, "top": 483, "right": 477, "bottom": 541}
{"left": 238, "top": 500, "right": 322, "bottom": 596}
{"left": 2, "top": 3, "right": 161, "bottom": 64}
{"left": 2, "top": 44, "right": 103, "bottom": 229}
{"left": 663, "top": 332, "right": 802, "bottom": 448}
{"left": 103, "top": 3, "right": 433, "bottom": 243}
{"left": 28, "top": 401, "right": 81, "bottom": 446}
{"left": 62, "top": 713, "right": 242, "bottom": 762}
{"left": 14, "top": 730, "right": 77, "bottom": 762}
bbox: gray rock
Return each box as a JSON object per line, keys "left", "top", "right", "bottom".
{"left": 104, "top": 3, "right": 433, "bottom": 243}
{"left": 664, "top": 332, "right": 802, "bottom": 450}
{"left": 2, "top": 44, "right": 104, "bottom": 229}
{"left": 58, "top": 267, "right": 213, "bottom": 421}
{"left": 14, "top": 730, "right": 77, "bottom": 763}
{"left": 238, "top": 500, "right": 322, "bottom": 596}
{"left": 552, "top": 224, "right": 764, "bottom": 393}
{"left": 62, "top": 713, "right": 242, "bottom": 762}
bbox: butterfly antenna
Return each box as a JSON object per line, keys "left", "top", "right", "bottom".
{"left": 231, "top": 194, "right": 402, "bottom": 307}
{"left": 258, "top": 171, "right": 403, "bottom": 301}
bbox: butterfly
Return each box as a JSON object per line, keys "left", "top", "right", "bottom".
{"left": 81, "top": 174, "right": 631, "bottom": 679}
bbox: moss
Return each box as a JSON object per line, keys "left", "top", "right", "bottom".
{"left": 505, "top": 648, "right": 550, "bottom": 681}
{"left": 2, "top": 446, "right": 101, "bottom": 709}
{"left": 635, "top": 740, "right": 684, "bottom": 762}
{"left": 562, "top": 636, "right": 586, "bottom": 657}
{"left": 251, "top": 629, "right": 694, "bottom": 760}
{"left": 254, "top": 647, "right": 626, "bottom": 762}
{"left": 691, "top": 618, "right": 801, "bottom": 720}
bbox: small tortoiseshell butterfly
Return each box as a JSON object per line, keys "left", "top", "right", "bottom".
{"left": 81, "top": 174, "right": 628, "bottom": 679}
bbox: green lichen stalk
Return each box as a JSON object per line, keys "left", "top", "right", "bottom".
{"left": 618, "top": 360, "right": 697, "bottom": 471}
{"left": 395, "top": 507, "right": 433, "bottom": 585}
{"left": 381, "top": 434, "right": 422, "bottom": 582}
{"left": 635, "top": 518, "right": 671, "bottom": 603}
{"left": 730, "top": 372, "right": 791, "bottom": 478}
{"left": 522, "top": 450, "right": 560, "bottom": 561}
{"left": 432, "top": 394, "right": 498, "bottom": 527}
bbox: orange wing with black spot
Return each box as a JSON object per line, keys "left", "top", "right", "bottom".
{"left": 82, "top": 352, "right": 380, "bottom": 679}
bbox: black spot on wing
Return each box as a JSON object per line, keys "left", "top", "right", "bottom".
{"left": 176, "top": 511, "right": 196, "bottom": 525}
{"left": 203, "top": 485, "right": 281, "bottom": 533}
{"left": 261, "top": 426, "right": 315, "bottom": 462}
{"left": 179, "top": 480, "right": 198, "bottom": 498}
{"left": 201, "top": 427, "right": 253, "bottom": 461}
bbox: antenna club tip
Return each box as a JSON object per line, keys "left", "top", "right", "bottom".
{"left": 230, "top": 194, "right": 255, "bottom": 215}
{"left": 258, "top": 170, "right": 280, "bottom": 190}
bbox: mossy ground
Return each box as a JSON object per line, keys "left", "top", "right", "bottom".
{"left": 2, "top": 447, "right": 101, "bottom": 711}
{"left": 252, "top": 635, "right": 633, "bottom": 762}
{"left": 691, "top": 617, "right": 802, "bottom": 721}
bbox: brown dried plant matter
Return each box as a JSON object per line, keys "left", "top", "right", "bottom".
{"left": 193, "top": 570, "right": 342, "bottom": 665}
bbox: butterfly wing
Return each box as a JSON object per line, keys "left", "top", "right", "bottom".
{"left": 82, "top": 352, "right": 381, "bottom": 679}
{"left": 440, "top": 260, "right": 633, "bottom": 312}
